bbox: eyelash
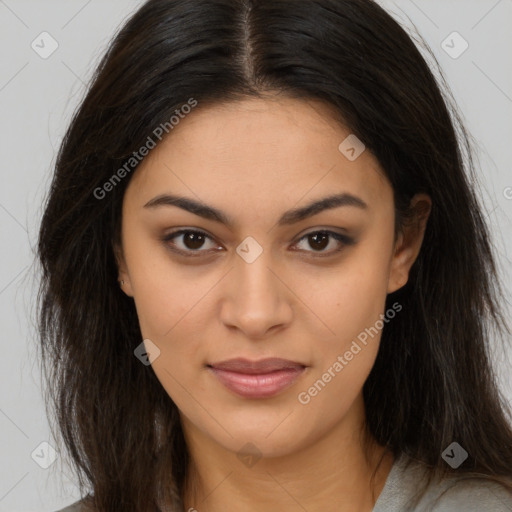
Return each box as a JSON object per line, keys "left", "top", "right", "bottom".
{"left": 161, "top": 229, "right": 354, "bottom": 259}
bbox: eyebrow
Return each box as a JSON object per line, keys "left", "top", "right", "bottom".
{"left": 143, "top": 192, "right": 368, "bottom": 226}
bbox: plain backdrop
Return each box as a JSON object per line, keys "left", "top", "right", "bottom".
{"left": 0, "top": 1, "right": 511, "bottom": 510}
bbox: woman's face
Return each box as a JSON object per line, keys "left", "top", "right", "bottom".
{"left": 118, "top": 96, "right": 428, "bottom": 459}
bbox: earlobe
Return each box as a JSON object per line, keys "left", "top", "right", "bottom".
{"left": 387, "top": 231, "right": 410, "bottom": 294}
{"left": 387, "top": 194, "right": 431, "bottom": 294}
{"left": 118, "top": 277, "right": 134, "bottom": 297}
{"left": 114, "top": 243, "right": 134, "bottom": 297}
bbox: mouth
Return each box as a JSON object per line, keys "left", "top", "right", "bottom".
{"left": 207, "top": 358, "right": 307, "bottom": 399}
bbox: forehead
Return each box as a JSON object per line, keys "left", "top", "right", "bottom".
{"left": 126, "top": 96, "right": 391, "bottom": 212}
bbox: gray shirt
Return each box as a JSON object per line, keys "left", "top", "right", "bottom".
{"left": 373, "top": 452, "right": 512, "bottom": 511}
{"left": 56, "top": 453, "right": 512, "bottom": 511}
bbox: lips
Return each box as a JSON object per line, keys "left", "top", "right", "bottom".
{"left": 207, "top": 358, "right": 307, "bottom": 399}
{"left": 209, "top": 357, "right": 305, "bottom": 374}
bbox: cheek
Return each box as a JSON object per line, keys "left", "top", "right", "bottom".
{"left": 301, "top": 230, "right": 394, "bottom": 394}
{"left": 125, "top": 257, "right": 217, "bottom": 407}
{"left": 315, "top": 235, "right": 394, "bottom": 344}
{"left": 295, "top": 268, "right": 391, "bottom": 421}
{"left": 123, "top": 225, "right": 204, "bottom": 338}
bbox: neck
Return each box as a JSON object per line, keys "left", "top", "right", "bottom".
{"left": 180, "top": 395, "right": 394, "bottom": 512}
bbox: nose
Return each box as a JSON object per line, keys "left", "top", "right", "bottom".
{"left": 219, "top": 250, "right": 293, "bottom": 340}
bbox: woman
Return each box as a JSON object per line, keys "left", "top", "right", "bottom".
{"left": 38, "top": 0, "right": 512, "bottom": 510}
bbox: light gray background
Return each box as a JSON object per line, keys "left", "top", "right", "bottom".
{"left": 0, "top": 1, "right": 511, "bottom": 510}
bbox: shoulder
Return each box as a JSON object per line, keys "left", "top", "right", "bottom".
{"left": 54, "top": 497, "right": 94, "bottom": 512}
{"left": 373, "top": 453, "right": 512, "bottom": 512}
{"left": 425, "top": 478, "right": 512, "bottom": 511}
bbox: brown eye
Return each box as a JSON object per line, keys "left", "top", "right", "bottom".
{"left": 294, "top": 230, "right": 353, "bottom": 256}
{"left": 307, "top": 232, "right": 330, "bottom": 251}
{"left": 182, "top": 231, "right": 207, "bottom": 250}
{"left": 163, "top": 229, "right": 219, "bottom": 255}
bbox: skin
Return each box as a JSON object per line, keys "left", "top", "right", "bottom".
{"left": 116, "top": 95, "right": 431, "bottom": 512}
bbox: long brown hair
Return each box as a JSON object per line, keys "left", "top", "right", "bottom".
{"left": 37, "top": 1, "right": 512, "bottom": 510}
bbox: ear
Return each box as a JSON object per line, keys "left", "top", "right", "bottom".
{"left": 387, "top": 193, "right": 431, "bottom": 294}
{"left": 114, "top": 242, "right": 134, "bottom": 297}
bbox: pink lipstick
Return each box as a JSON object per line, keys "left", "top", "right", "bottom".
{"left": 207, "top": 358, "right": 306, "bottom": 399}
